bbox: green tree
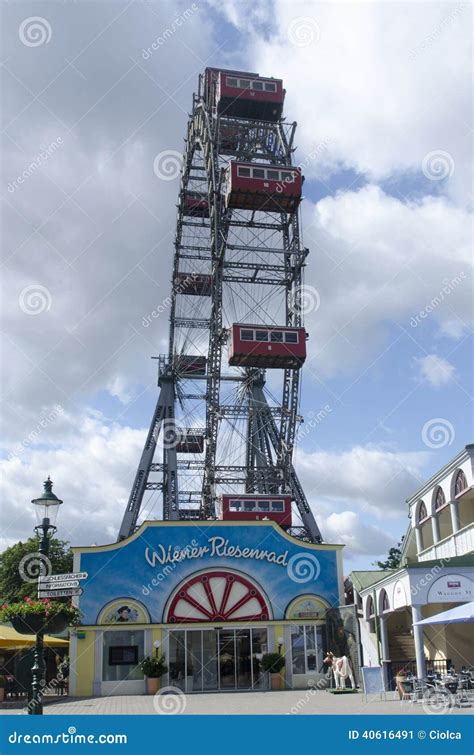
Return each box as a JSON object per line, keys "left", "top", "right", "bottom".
{"left": 373, "top": 538, "right": 404, "bottom": 570}
{"left": 0, "top": 537, "right": 73, "bottom": 603}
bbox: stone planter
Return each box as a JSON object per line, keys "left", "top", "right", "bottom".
{"left": 146, "top": 677, "right": 160, "bottom": 695}
{"left": 11, "top": 612, "right": 69, "bottom": 635}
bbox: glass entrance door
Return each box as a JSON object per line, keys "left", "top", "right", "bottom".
{"left": 168, "top": 627, "right": 268, "bottom": 691}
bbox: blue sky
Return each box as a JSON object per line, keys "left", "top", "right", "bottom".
{"left": 1, "top": 1, "right": 472, "bottom": 572}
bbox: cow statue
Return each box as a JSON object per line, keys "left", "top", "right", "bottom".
{"left": 324, "top": 651, "right": 356, "bottom": 689}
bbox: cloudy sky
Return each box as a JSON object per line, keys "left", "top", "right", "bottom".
{"left": 1, "top": 0, "right": 472, "bottom": 570}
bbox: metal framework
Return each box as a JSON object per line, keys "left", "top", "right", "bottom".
{"left": 118, "top": 69, "right": 322, "bottom": 543}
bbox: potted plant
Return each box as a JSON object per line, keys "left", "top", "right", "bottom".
{"left": 0, "top": 676, "right": 5, "bottom": 704}
{"left": 0, "top": 597, "right": 81, "bottom": 635}
{"left": 261, "top": 652, "right": 286, "bottom": 691}
{"left": 140, "top": 655, "right": 168, "bottom": 694}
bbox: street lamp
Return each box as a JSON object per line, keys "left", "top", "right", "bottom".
{"left": 29, "top": 477, "right": 63, "bottom": 715}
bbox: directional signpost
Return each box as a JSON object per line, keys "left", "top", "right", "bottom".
{"left": 38, "top": 571, "right": 87, "bottom": 599}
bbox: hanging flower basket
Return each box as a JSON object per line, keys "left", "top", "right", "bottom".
{"left": 0, "top": 597, "right": 81, "bottom": 635}
{"left": 11, "top": 612, "right": 69, "bottom": 635}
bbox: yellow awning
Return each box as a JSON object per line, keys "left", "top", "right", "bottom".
{"left": 0, "top": 625, "right": 69, "bottom": 649}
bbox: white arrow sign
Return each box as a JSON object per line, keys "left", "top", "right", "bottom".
{"left": 39, "top": 580, "right": 80, "bottom": 590}
{"left": 38, "top": 587, "right": 83, "bottom": 598}
{"left": 39, "top": 572, "right": 88, "bottom": 583}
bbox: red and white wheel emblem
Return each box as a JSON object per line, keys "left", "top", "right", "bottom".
{"left": 166, "top": 570, "right": 270, "bottom": 623}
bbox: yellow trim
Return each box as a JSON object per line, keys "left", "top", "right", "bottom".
{"left": 72, "top": 519, "right": 344, "bottom": 554}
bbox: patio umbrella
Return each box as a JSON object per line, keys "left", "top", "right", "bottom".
{"left": 414, "top": 601, "right": 474, "bottom": 625}
{"left": 0, "top": 625, "right": 69, "bottom": 649}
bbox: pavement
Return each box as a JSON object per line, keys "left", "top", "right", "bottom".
{"left": 1, "top": 690, "right": 472, "bottom": 715}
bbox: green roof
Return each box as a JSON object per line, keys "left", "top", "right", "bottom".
{"left": 349, "top": 570, "right": 396, "bottom": 591}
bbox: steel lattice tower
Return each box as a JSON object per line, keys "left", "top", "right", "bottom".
{"left": 118, "top": 68, "right": 322, "bottom": 543}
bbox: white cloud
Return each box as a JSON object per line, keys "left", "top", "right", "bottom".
{"left": 413, "top": 353, "right": 457, "bottom": 388}
{"left": 295, "top": 444, "right": 428, "bottom": 519}
{"left": 300, "top": 185, "right": 472, "bottom": 377}
{"left": 323, "top": 511, "right": 394, "bottom": 559}
{"left": 216, "top": 0, "right": 472, "bottom": 204}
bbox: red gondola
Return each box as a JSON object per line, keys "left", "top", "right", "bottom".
{"left": 175, "top": 431, "right": 204, "bottom": 454}
{"left": 219, "top": 494, "right": 292, "bottom": 526}
{"left": 225, "top": 162, "right": 303, "bottom": 213}
{"left": 174, "top": 355, "right": 206, "bottom": 375}
{"left": 205, "top": 68, "right": 285, "bottom": 121}
{"left": 174, "top": 273, "right": 212, "bottom": 296}
{"left": 181, "top": 191, "right": 209, "bottom": 218}
{"left": 228, "top": 324, "right": 307, "bottom": 369}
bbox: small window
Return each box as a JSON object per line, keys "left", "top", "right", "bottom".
{"left": 270, "top": 331, "right": 283, "bottom": 342}
{"left": 226, "top": 77, "right": 238, "bottom": 87}
{"left": 252, "top": 81, "right": 264, "bottom": 91}
{"left": 244, "top": 501, "right": 255, "bottom": 511}
{"left": 417, "top": 501, "right": 428, "bottom": 523}
{"left": 256, "top": 330, "right": 268, "bottom": 341}
{"left": 237, "top": 167, "right": 251, "bottom": 177}
{"left": 239, "top": 79, "right": 251, "bottom": 89}
{"left": 229, "top": 500, "right": 242, "bottom": 511}
{"left": 284, "top": 331, "right": 298, "bottom": 343}
{"left": 271, "top": 501, "right": 284, "bottom": 512}
{"left": 240, "top": 329, "right": 254, "bottom": 341}
{"left": 264, "top": 82, "right": 277, "bottom": 92}
{"left": 108, "top": 646, "right": 138, "bottom": 666}
{"left": 257, "top": 501, "right": 270, "bottom": 512}
{"left": 252, "top": 168, "right": 265, "bottom": 179}
{"left": 267, "top": 170, "right": 280, "bottom": 180}
{"left": 280, "top": 171, "right": 294, "bottom": 182}
{"left": 435, "top": 487, "right": 446, "bottom": 511}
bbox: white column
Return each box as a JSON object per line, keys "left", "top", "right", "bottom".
{"left": 414, "top": 526, "right": 423, "bottom": 554}
{"left": 431, "top": 515, "right": 440, "bottom": 544}
{"left": 411, "top": 605, "right": 426, "bottom": 679}
{"left": 379, "top": 615, "right": 390, "bottom": 688}
{"left": 449, "top": 500, "right": 460, "bottom": 534}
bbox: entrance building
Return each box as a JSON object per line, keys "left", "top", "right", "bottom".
{"left": 69, "top": 521, "right": 345, "bottom": 695}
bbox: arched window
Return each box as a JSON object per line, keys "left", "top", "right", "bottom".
{"left": 454, "top": 469, "right": 468, "bottom": 496}
{"left": 380, "top": 589, "right": 390, "bottom": 613}
{"left": 417, "top": 501, "right": 428, "bottom": 523}
{"left": 435, "top": 487, "right": 446, "bottom": 511}
{"left": 366, "top": 595, "right": 374, "bottom": 618}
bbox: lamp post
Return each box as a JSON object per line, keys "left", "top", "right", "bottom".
{"left": 29, "top": 477, "right": 63, "bottom": 715}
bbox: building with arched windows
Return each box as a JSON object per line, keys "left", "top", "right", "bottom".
{"left": 347, "top": 444, "right": 474, "bottom": 687}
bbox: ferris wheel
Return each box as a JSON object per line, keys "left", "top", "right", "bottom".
{"left": 118, "top": 67, "right": 322, "bottom": 543}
